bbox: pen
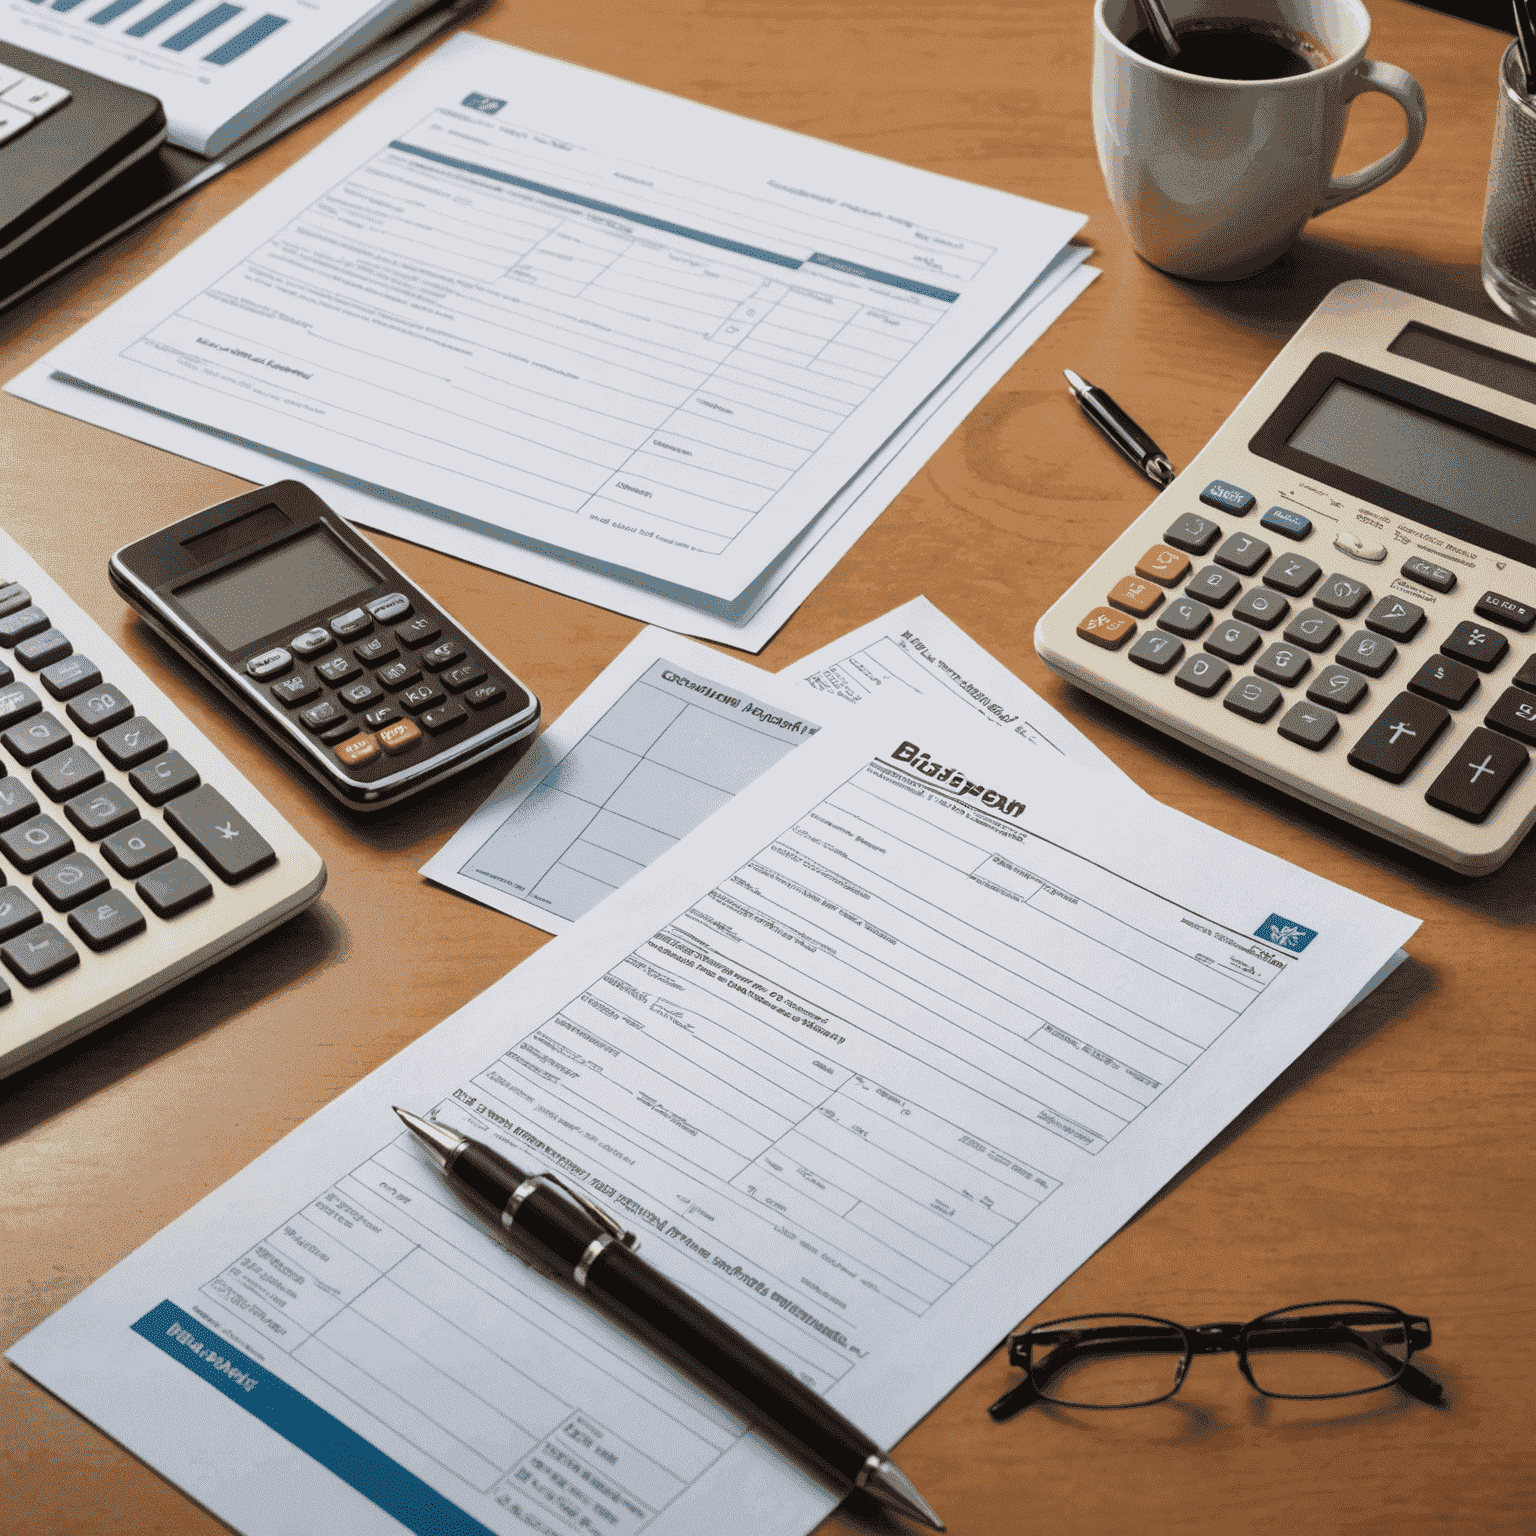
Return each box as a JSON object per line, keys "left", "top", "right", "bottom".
{"left": 1063, "top": 368, "right": 1176, "bottom": 488}
{"left": 394, "top": 1107, "right": 945, "bottom": 1531}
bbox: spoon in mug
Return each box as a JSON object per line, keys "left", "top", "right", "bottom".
{"left": 1134, "top": 0, "right": 1182, "bottom": 60}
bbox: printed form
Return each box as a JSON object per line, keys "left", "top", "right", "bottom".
{"left": 11, "top": 694, "right": 1419, "bottom": 1536}
{"left": 31, "top": 35, "right": 1085, "bottom": 605}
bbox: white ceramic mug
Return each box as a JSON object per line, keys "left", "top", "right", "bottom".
{"left": 1092, "top": 0, "right": 1426, "bottom": 280}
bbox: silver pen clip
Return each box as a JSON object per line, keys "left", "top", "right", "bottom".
{"left": 501, "top": 1171, "right": 639, "bottom": 1252}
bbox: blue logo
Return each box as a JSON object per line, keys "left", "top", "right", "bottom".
{"left": 462, "top": 92, "right": 505, "bottom": 114}
{"left": 1256, "top": 914, "right": 1317, "bottom": 952}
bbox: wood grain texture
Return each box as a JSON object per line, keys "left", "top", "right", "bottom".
{"left": 1, "top": 2, "right": 1532, "bottom": 1533}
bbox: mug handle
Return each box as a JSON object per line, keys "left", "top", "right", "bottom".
{"left": 1316, "top": 60, "right": 1427, "bottom": 212}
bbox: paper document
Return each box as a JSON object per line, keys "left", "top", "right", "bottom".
{"left": 11, "top": 691, "right": 1419, "bottom": 1536}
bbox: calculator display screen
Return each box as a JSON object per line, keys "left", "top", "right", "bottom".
{"left": 1287, "top": 380, "right": 1536, "bottom": 555}
{"left": 175, "top": 526, "right": 377, "bottom": 651}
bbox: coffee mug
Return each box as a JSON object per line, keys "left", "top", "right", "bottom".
{"left": 1092, "top": 0, "right": 1427, "bottom": 280}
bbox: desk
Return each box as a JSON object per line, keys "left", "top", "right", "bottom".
{"left": 1, "top": 1, "right": 1531, "bottom": 1531}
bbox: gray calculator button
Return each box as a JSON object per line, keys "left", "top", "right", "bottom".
{"left": 1278, "top": 702, "right": 1339, "bottom": 751}
{"left": 2, "top": 711, "right": 71, "bottom": 766}
{"left": 34, "top": 853, "right": 109, "bottom": 912}
{"left": 247, "top": 647, "right": 292, "bottom": 679}
{"left": 1128, "top": 632, "right": 1184, "bottom": 673}
{"left": 1223, "top": 676, "right": 1282, "bottom": 722}
{"left": 300, "top": 699, "right": 345, "bottom": 731}
{"left": 1262, "top": 554, "right": 1321, "bottom": 598}
{"left": 1282, "top": 609, "right": 1341, "bottom": 653}
{"left": 0, "top": 813, "right": 73, "bottom": 873}
{"left": 367, "top": 592, "right": 412, "bottom": 623}
{"left": 98, "top": 716, "right": 166, "bottom": 769}
{"left": 1408, "top": 654, "right": 1480, "bottom": 709}
{"left": 1232, "top": 588, "right": 1290, "bottom": 631}
{"left": 1486, "top": 687, "right": 1536, "bottom": 744}
{"left": 1163, "top": 513, "right": 1221, "bottom": 555}
{"left": 1213, "top": 533, "right": 1270, "bottom": 576}
{"left": 66, "top": 687, "right": 133, "bottom": 736}
{"left": 40, "top": 654, "right": 102, "bottom": 700}
{"left": 1254, "top": 643, "right": 1311, "bottom": 687}
{"left": 1364, "top": 596, "right": 1426, "bottom": 641}
{"left": 315, "top": 653, "right": 361, "bottom": 686}
{"left": 64, "top": 782, "right": 138, "bottom": 839}
{"left": 128, "top": 751, "right": 200, "bottom": 807}
{"left": 329, "top": 607, "right": 372, "bottom": 637}
{"left": 1174, "top": 654, "right": 1230, "bottom": 697}
{"left": 33, "top": 746, "right": 104, "bottom": 802}
{"left": 1306, "top": 666, "right": 1369, "bottom": 713}
{"left": 1186, "top": 566, "right": 1241, "bottom": 608}
{"left": 1205, "top": 620, "right": 1262, "bottom": 665}
{"left": 0, "top": 885, "right": 42, "bottom": 941}
{"left": 1, "top": 923, "right": 78, "bottom": 986}
{"left": 0, "top": 605, "right": 50, "bottom": 646}
{"left": 163, "top": 784, "right": 277, "bottom": 884}
{"left": 1157, "top": 598, "right": 1212, "bottom": 640}
{"left": 0, "top": 585, "right": 31, "bottom": 619}
{"left": 1400, "top": 555, "right": 1456, "bottom": 594}
{"left": 363, "top": 704, "right": 400, "bottom": 730}
{"left": 291, "top": 627, "right": 334, "bottom": 658}
{"left": 1313, "top": 574, "right": 1371, "bottom": 617}
{"left": 1199, "top": 480, "right": 1255, "bottom": 515}
{"left": 136, "top": 858, "right": 213, "bottom": 918}
{"left": 0, "top": 777, "right": 39, "bottom": 829}
{"left": 272, "top": 672, "right": 319, "bottom": 707}
{"left": 1347, "top": 692, "right": 1450, "bottom": 783}
{"left": 69, "top": 893, "right": 147, "bottom": 953}
{"left": 1440, "top": 619, "right": 1509, "bottom": 673}
{"left": 100, "top": 820, "right": 175, "bottom": 878}
{"left": 1336, "top": 629, "right": 1397, "bottom": 678}
{"left": 339, "top": 679, "right": 383, "bottom": 711}
{"left": 0, "top": 683, "right": 41, "bottom": 729}
{"left": 14, "top": 628, "right": 72, "bottom": 672}
{"left": 1474, "top": 591, "right": 1536, "bottom": 632}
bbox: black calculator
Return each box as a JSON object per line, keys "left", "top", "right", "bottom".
{"left": 110, "top": 481, "right": 541, "bottom": 810}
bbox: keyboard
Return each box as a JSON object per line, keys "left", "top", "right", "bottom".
{"left": 0, "top": 526, "right": 325, "bottom": 1078}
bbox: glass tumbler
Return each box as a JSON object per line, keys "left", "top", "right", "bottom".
{"left": 1483, "top": 41, "right": 1536, "bottom": 329}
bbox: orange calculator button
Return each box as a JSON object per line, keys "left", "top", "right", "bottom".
{"left": 1077, "top": 607, "right": 1137, "bottom": 650}
{"left": 1134, "top": 543, "right": 1191, "bottom": 587}
{"left": 336, "top": 734, "right": 380, "bottom": 767}
{"left": 1107, "top": 575, "right": 1164, "bottom": 617}
{"left": 377, "top": 719, "right": 423, "bottom": 754}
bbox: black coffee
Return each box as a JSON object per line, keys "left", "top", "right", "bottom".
{"left": 1127, "top": 16, "right": 1332, "bottom": 79}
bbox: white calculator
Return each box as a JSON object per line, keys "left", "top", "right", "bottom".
{"left": 1036, "top": 281, "right": 1536, "bottom": 876}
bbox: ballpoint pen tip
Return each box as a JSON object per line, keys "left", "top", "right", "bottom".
{"left": 1063, "top": 368, "right": 1087, "bottom": 394}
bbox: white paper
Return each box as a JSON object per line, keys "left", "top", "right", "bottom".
{"left": 10, "top": 690, "right": 1419, "bottom": 1536}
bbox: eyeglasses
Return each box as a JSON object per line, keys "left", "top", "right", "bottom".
{"left": 988, "top": 1300, "right": 1441, "bottom": 1421}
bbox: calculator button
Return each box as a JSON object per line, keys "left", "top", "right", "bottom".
{"left": 318, "top": 720, "right": 361, "bottom": 745}
{"left": 464, "top": 682, "right": 507, "bottom": 710}
{"left": 1134, "top": 545, "right": 1190, "bottom": 588}
{"left": 1313, "top": 574, "right": 1371, "bottom": 617}
{"left": 0, "top": 662, "right": 11, "bottom": 688}
{"left": 136, "top": 858, "right": 213, "bottom": 918}
{"left": 1408, "top": 655, "right": 1480, "bottom": 710}
{"left": 1440, "top": 620, "right": 1509, "bottom": 673}
{"left": 1332, "top": 528, "right": 1387, "bottom": 563}
{"left": 1336, "top": 630, "right": 1396, "bottom": 678}
{"left": 316, "top": 654, "right": 362, "bottom": 686}
{"left": 400, "top": 680, "right": 446, "bottom": 713}
{"left": 1076, "top": 608, "right": 1136, "bottom": 650}
{"left": 97, "top": 717, "right": 166, "bottom": 769}
{"left": 1185, "top": 566, "right": 1240, "bottom": 608}
{"left": 69, "top": 894, "right": 147, "bottom": 953}
{"left": 1262, "top": 554, "right": 1321, "bottom": 598}
{"left": 0, "top": 605, "right": 50, "bottom": 645}
{"left": 1486, "top": 687, "right": 1536, "bottom": 744}
{"left": 0, "top": 778, "right": 39, "bottom": 829}
{"left": 33, "top": 746, "right": 104, "bottom": 802}
{"left": 3, "top": 76, "right": 70, "bottom": 114}
{"left": 66, "top": 688, "right": 133, "bottom": 736}
{"left": 34, "top": 853, "right": 109, "bottom": 912}
{"left": 2, "top": 924, "right": 78, "bottom": 986}
{"left": 0, "top": 586, "right": 31, "bottom": 619}
{"left": 0, "top": 814, "right": 73, "bottom": 873}
{"left": 246, "top": 647, "right": 292, "bottom": 679}
{"left": 377, "top": 659, "right": 422, "bottom": 690}
{"left": 1516, "top": 655, "right": 1536, "bottom": 693}
{"left": 40, "top": 655, "right": 101, "bottom": 699}
{"left": 1107, "top": 576, "right": 1163, "bottom": 617}
{"left": 363, "top": 704, "right": 400, "bottom": 730}
{"left": 300, "top": 699, "right": 345, "bottom": 731}
{"left": 1424, "top": 727, "right": 1528, "bottom": 822}
{"left": 442, "top": 661, "right": 488, "bottom": 692}
{"left": 368, "top": 593, "right": 412, "bottom": 623}
{"left": 0, "top": 683, "right": 41, "bottom": 728}
{"left": 3, "top": 712, "right": 71, "bottom": 766}
{"left": 1223, "top": 676, "right": 1282, "bottom": 723}
{"left": 1174, "top": 654, "right": 1230, "bottom": 697}
{"left": 1254, "top": 644, "right": 1311, "bottom": 687}
{"left": 1205, "top": 620, "right": 1262, "bottom": 665}
{"left": 1399, "top": 555, "right": 1456, "bottom": 594}
{"left": 128, "top": 751, "right": 200, "bottom": 807}
{"left": 1163, "top": 514, "right": 1221, "bottom": 555}
{"left": 1364, "top": 597, "right": 1426, "bottom": 641}
{"left": 1282, "top": 609, "right": 1340, "bottom": 653}
{"left": 1277, "top": 702, "right": 1339, "bottom": 751}
{"left": 15, "top": 629, "right": 72, "bottom": 672}
{"left": 272, "top": 672, "right": 320, "bottom": 707}
{"left": 64, "top": 783, "right": 138, "bottom": 839}
{"left": 1259, "top": 506, "right": 1312, "bottom": 540}
{"left": 0, "top": 886, "right": 41, "bottom": 942}
{"left": 329, "top": 607, "right": 372, "bottom": 638}
{"left": 336, "top": 734, "right": 380, "bottom": 768}
{"left": 1213, "top": 533, "right": 1270, "bottom": 576}
{"left": 1231, "top": 589, "right": 1289, "bottom": 631}
{"left": 1474, "top": 591, "right": 1535, "bottom": 632}
{"left": 396, "top": 616, "right": 442, "bottom": 648}
{"left": 163, "top": 785, "right": 277, "bottom": 884}
{"left": 377, "top": 719, "right": 422, "bottom": 754}
{"left": 421, "top": 640, "right": 467, "bottom": 672}
{"left": 1128, "top": 632, "right": 1184, "bottom": 673}
{"left": 339, "top": 679, "right": 383, "bottom": 711}
{"left": 1306, "top": 665, "right": 1369, "bottom": 713}
{"left": 291, "top": 627, "right": 334, "bottom": 658}
{"left": 1156, "top": 598, "right": 1212, "bottom": 640}
{"left": 420, "top": 701, "right": 469, "bottom": 735}
{"left": 354, "top": 635, "right": 398, "bottom": 666}
{"left": 1199, "top": 480, "right": 1255, "bottom": 515}
{"left": 1347, "top": 693, "right": 1450, "bottom": 782}
{"left": 101, "top": 821, "right": 175, "bottom": 878}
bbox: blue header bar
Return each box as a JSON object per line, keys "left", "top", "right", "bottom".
{"left": 803, "top": 252, "right": 958, "bottom": 302}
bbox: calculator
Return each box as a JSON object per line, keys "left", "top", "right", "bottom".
{"left": 0, "top": 524, "right": 325, "bottom": 1079}
{"left": 110, "top": 481, "right": 541, "bottom": 811}
{"left": 1035, "top": 281, "right": 1536, "bottom": 875}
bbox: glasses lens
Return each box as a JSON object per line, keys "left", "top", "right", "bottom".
{"left": 1027, "top": 1314, "right": 1187, "bottom": 1407}
{"left": 1243, "top": 1302, "right": 1409, "bottom": 1398}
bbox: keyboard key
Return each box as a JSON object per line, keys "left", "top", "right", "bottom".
{"left": 1347, "top": 693, "right": 1450, "bottom": 783}
{"left": 33, "top": 746, "right": 104, "bottom": 802}
{"left": 1262, "top": 553, "right": 1321, "bottom": 598}
{"left": 338, "top": 679, "right": 384, "bottom": 711}
{"left": 1224, "top": 676, "right": 1282, "bottom": 723}
{"left": 69, "top": 893, "right": 147, "bottom": 952}
{"left": 1313, "top": 573, "right": 1371, "bottom": 617}
{"left": 377, "top": 659, "right": 422, "bottom": 690}
{"left": 1199, "top": 480, "right": 1255, "bottom": 515}
{"left": 40, "top": 654, "right": 101, "bottom": 700}
{"left": 1282, "top": 609, "right": 1340, "bottom": 653}
{"left": 1174, "top": 654, "right": 1230, "bottom": 698}
{"left": 100, "top": 821, "right": 176, "bottom": 879}
{"left": 377, "top": 719, "right": 422, "bottom": 754}
{"left": 1486, "top": 687, "right": 1536, "bottom": 745}
{"left": 0, "top": 777, "right": 39, "bottom": 829}
{"left": 97, "top": 716, "right": 167, "bottom": 769}
{"left": 64, "top": 783, "right": 138, "bottom": 840}
{"left": 1515, "top": 655, "right": 1536, "bottom": 693}
{"left": 272, "top": 671, "right": 320, "bottom": 707}
{"left": 1, "top": 924, "right": 78, "bottom": 986}
{"left": 1163, "top": 513, "right": 1221, "bottom": 555}
{"left": 400, "top": 680, "right": 448, "bottom": 713}
{"left": 397, "top": 616, "right": 442, "bottom": 648}
{"left": 1186, "top": 566, "right": 1241, "bottom": 608}
{"left": 354, "top": 635, "right": 398, "bottom": 666}
{"left": 1440, "top": 619, "right": 1509, "bottom": 673}
{"left": 1106, "top": 575, "right": 1163, "bottom": 617}
{"left": 66, "top": 687, "right": 134, "bottom": 736}
{"left": 1425, "top": 727, "right": 1528, "bottom": 822}
{"left": 1134, "top": 544, "right": 1190, "bottom": 588}
{"left": 0, "top": 682, "right": 42, "bottom": 729}
{"left": 316, "top": 654, "right": 362, "bottom": 686}
{"left": 0, "top": 885, "right": 42, "bottom": 942}
{"left": 1408, "top": 655, "right": 1480, "bottom": 710}
{"left": 420, "top": 701, "right": 469, "bottom": 735}
{"left": 1157, "top": 597, "right": 1212, "bottom": 640}
{"left": 421, "top": 639, "right": 467, "bottom": 672}
{"left": 336, "top": 735, "right": 380, "bottom": 769}
{"left": 2, "top": 711, "right": 71, "bottom": 766}
{"left": 1254, "top": 643, "right": 1311, "bottom": 687}
{"left": 1232, "top": 588, "right": 1290, "bottom": 631}
{"left": 162, "top": 784, "right": 277, "bottom": 884}
{"left": 34, "top": 853, "right": 109, "bottom": 911}
{"left": 128, "top": 751, "right": 200, "bottom": 807}
{"left": 137, "top": 858, "right": 213, "bottom": 918}
{"left": 0, "top": 814, "right": 73, "bottom": 872}
{"left": 15, "top": 628, "right": 71, "bottom": 671}
{"left": 1306, "top": 665, "right": 1369, "bottom": 714}
{"left": 291, "top": 627, "right": 334, "bottom": 658}
{"left": 1278, "top": 701, "right": 1339, "bottom": 751}
{"left": 1205, "top": 619, "right": 1262, "bottom": 665}
{"left": 1128, "top": 632, "right": 1184, "bottom": 673}
{"left": 0, "top": 605, "right": 50, "bottom": 645}
{"left": 1336, "top": 630, "right": 1396, "bottom": 678}
{"left": 300, "top": 699, "right": 345, "bottom": 731}
{"left": 1400, "top": 555, "right": 1456, "bottom": 594}
{"left": 1259, "top": 506, "right": 1311, "bottom": 540}
{"left": 464, "top": 682, "right": 506, "bottom": 711}
{"left": 1213, "top": 532, "right": 1270, "bottom": 576}
{"left": 442, "top": 661, "right": 488, "bottom": 693}
{"left": 1474, "top": 591, "right": 1535, "bottom": 632}
{"left": 1364, "top": 596, "right": 1426, "bottom": 641}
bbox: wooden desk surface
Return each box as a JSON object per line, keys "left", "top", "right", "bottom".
{"left": 2, "top": 1, "right": 1531, "bottom": 1531}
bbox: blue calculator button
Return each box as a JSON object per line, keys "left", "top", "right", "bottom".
{"left": 1260, "top": 506, "right": 1312, "bottom": 540}
{"left": 1199, "top": 480, "right": 1255, "bottom": 515}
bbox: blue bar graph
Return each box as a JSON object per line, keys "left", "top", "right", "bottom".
{"left": 162, "top": 0, "right": 239, "bottom": 49}
{"left": 203, "top": 11, "right": 285, "bottom": 63}
{"left": 50, "top": 0, "right": 94, "bottom": 12}
{"left": 125, "top": 0, "right": 194, "bottom": 35}
{"left": 88, "top": 0, "right": 149, "bottom": 24}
